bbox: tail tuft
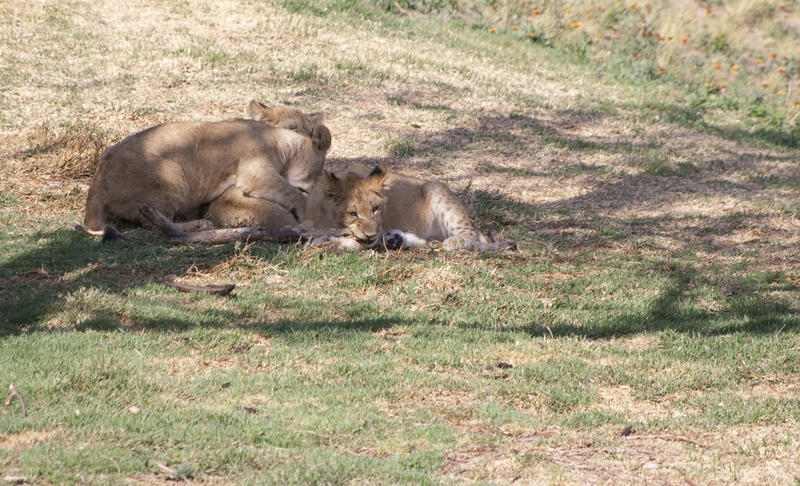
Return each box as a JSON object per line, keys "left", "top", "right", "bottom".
{"left": 75, "top": 223, "right": 106, "bottom": 237}
{"left": 101, "top": 225, "right": 121, "bottom": 243}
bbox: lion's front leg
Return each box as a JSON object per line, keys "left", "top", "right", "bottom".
{"left": 376, "top": 230, "right": 428, "bottom": 250}
{"left": 236, "top": 160, "right": 308, "bottom": 220}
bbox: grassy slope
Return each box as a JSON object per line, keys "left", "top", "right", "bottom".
{"left": 1, "top": 0, "right": 800, "bottom": 484}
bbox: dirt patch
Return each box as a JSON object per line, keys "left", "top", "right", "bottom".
{"left": 740, "top": 378, "right": 800, "bottom": 400}
{"left": 440, "top": 424, "right": 800, "bottom": 485}
{"left": 0, "top": 429, "right": 57, "bottom": 451}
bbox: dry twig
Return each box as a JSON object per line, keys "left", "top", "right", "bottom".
{"left": 5, "top": 384, "right": 27, "bottom": 417}
{"left": 155, "top": 463, "right": 176, "bottom": 475}
{"left": 138, "top": 203, "right": 302, "bottom": 245}
{"left": 392, "top": 1, "right": 416, "bottom": 16}
{"left": 102, "top": 455, "right": 121, "bottom": 474}
{"left": 624, "top": 434, "right": 709, "bottom": 448}
{"left": 164, "top": 280, "right": 235, "bottom": 296}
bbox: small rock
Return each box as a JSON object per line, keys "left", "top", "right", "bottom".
{"left": 129, "top": 406, "right": 141, "bottom": 415}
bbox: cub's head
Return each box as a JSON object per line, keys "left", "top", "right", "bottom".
{"left": 245, "top": 100, "right": 331, "bottom": 152}
{"left": 322, "top": 165, "right": 389, "bottom": 245}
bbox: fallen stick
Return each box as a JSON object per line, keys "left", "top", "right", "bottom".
{"left": 155, "top": 463, "right": 176, "bottom": 475}
{"left": 624, "top": 434, "right": 708, "bottom": 448}
{"left": 138, "top": 203, "right": 303, "bottom": 245}
{"left": 5, "top": 384, "right": 27, "bottom": 417}
{"left": 393, "top": 1, "right": 414, "bottom": 15}
{"left": 164, "top": 280, "right": 235, "bottom": 296}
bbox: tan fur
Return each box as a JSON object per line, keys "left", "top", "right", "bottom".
{"left": 304, "top": 164, "right": 496, "bottom": 250}
{"left": 205, "top": 186, "right": 298, "bottom": 228}
{"left": 83, "top": 101, "right": 330, "bottom": 233}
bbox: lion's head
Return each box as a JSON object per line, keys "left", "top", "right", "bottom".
{"left": 245, "top": 100, "right": 331, "bottom": 152}
{"left": 320, "top": 164, "right": 389, "bottom": 245}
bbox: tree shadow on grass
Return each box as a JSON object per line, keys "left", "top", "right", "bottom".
{"left": 521, "top": 264, "right": 800, "bottom": 340}
{"left": 0, "top": 228, "right": 228, "bottom": 335}
{"left": 329, "top": 110, "right": 797, "bottom": 248}
{"left": 5, "top": 106, "right": 798, "bottom": 341}
{"left": 328, "top": 109, "right": 800, "bottom": 339}
{"left": 0, "top": 227, "right": 402, "bottom": 338}
{"left": 75, "top": 313, "right": 402, "bottom": 337}
{"left": 632, "top": 100, "right": 800, "bottom": 150}
{"left": 463, "top": 186, "right": 800, "bottom": 338}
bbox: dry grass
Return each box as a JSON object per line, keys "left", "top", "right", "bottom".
{"left": 14, "top": 123, "right": 109, "bottom": 178}
{"left": 3, "top": 2, "right": 797, "bottom": 253}
{"left": 2, "top": 0, "right": 800, "bottom": 484}
{"left": 0, "top": 430, "right": 58, "bottom": 452}
{"left": 438, "top": 423, "right": 800, "bottom": 485}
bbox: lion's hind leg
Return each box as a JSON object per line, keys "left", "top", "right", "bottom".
{"left": 422, "top": 181, "right": 489, "bottom": 250}
{"left": 205, "top": 186, "right": 298, "bottom": 228}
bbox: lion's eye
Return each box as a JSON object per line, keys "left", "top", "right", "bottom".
{"left": 372, "top": 206, "right": 381, "bottom": 214}
{"left": 347, "top": 210, "right": 358, "bottom": 217}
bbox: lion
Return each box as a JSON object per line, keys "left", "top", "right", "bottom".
{"left": 302, "top": 164, "right": 514, "bottom": 251}
{"left": 83, "top": 100, "right": 331, "bottom": 234}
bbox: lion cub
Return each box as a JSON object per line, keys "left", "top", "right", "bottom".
{"left": 83, "top": 101, "right": 330, "bottom": 234}
{"left": 304, "top": 164, "right": 510, "bottom": 251}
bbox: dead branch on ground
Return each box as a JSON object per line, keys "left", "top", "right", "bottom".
{"left": 137, "top": 203, "right": 303, "bottom": 245}
{"left": 164, "top": 280, "right": 235, "bottom": 296}
{"left": 5, "top": 384, "right": 27, "bottom": 417}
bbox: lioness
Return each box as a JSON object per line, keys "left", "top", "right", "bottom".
{"left": 303, "top": 164, "right": 513, "bottom": 251}
{"left": 83, "top": 101, "right": 331, "bottom": 234}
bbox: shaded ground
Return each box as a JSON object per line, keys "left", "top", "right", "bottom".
{"left": 1, "top": 0, "right": 799, "bottom": 484}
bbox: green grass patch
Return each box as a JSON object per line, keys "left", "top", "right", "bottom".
{"left": 2, "top": 0, "right": 800, "bottom": 483}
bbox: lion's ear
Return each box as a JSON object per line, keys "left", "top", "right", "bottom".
{"left": 368, "top": 164, "right": 389, "bottom": 188}
{"left": 311, "top": 125, "right": 332, "bottom": 152}
{"left": 245, "top": 100, "right": 280, "bottom": 124}
{"left": 322, "top": 171, "right": 339, "bottom": 199}
{"left": 307, "top": 112, "right": 324, "bottom": 124}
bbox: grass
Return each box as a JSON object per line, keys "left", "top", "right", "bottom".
{"left": 2, "top": 0, "right": 800, "bottom": 484}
